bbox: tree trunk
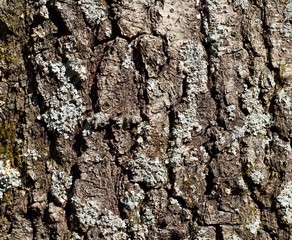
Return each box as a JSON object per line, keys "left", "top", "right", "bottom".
{"left": 0, "top": 0, "right": 291, "bottom": 239}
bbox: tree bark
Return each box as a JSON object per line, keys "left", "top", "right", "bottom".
{"left": 0, "top": 0, "right": 291, "bottom": 239}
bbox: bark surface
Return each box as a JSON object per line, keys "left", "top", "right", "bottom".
{"left": 0, "top": 0, "right": 291, "bottom": 239}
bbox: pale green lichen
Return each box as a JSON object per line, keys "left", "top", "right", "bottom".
{"left": 50, "top": 171, "right": 72, "bottom": 206}
{"left": 36, "top": 60, "right": 86, "bottom": 139}
{"left": 168, "top": 41, "right": 208, "bottom": 165}
{"left": 0, "top": 161, "right": 21, "bottom": 199}
{"left": 71, "top": 196, "right": 128, "bottom": 238}
{"left": 130, "top": 152, "right": 167, "bottom": 188}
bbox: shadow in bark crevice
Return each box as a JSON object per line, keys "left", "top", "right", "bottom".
{"left": 73, "top": 131, "right": 88, "bottom": 157}
{"left": 46, "top": 2, "right": 71, "bottom": 37}
{"left": 204, "top": 166, "right": 215, "bottom": 195}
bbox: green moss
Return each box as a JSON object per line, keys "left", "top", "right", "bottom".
{"left": 279, "top": 63, "right": 292, "bottom": 81}
{"left": 1, "top": 191, "right": 13, "bottom": 204}
{"left": 0, "top": 1, "right": 29, "bottom": 76}
{"left": 0, "top": 1, "right": 27, "bottom": 33}
{"left": 1, "top": 216, "right": 8, "bottom": 225}
{"left": 0, "top": 121, "right": 21, "bottom": 170}
{"left": 0, "top": 43, "right": 20, "bottom": 65}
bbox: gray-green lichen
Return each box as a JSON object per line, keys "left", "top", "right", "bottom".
{"left": 36, "top": 59, "right": 86, "bottom": 139}
{"left": 82, "top": 112, "right": 111, "bottom": 136}
{"left": 168, "top": 41, "right": 208, "bottom": 165}
{"left": 120, "top": 183, "right": 145, "bottom": 210}
{"left": 130, "top": 152, "right": 167, "bottom": 188}
{"left": 71, "top": 196, "right": 127, "bottom": 238}
{"left": 50, "top": 171, "right": 72, "bottom": 206}
{"left": 277, "top": 181, "right": 292, "bottom": 225}
{"left": 77, "top": 0, "right": 106, "bottom": 27}
{"left": 282, "top": 0, "right": 292, "bottom": 37}
{"left": 0, "top": 160, "right": 21, "bottom": 199}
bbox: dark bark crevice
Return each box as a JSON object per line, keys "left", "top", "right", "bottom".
{"left": 46, "top": 2, "right": 71, "bottom": 37}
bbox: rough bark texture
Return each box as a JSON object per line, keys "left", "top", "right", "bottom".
{"left": 0, "top": 0, "right": 291, "bottom": 239}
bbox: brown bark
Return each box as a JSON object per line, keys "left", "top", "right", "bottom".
{"left": 0, "top": 0, "right": 291, "bottom": 239}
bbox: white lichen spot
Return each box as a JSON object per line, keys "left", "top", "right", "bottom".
{"left": 72, "top": 196, "right": 128, "bottom": 238}
{"left": 246, "top": 216, "right": 261, "bottom": 235}
{"left": 105, "top": 27, "right": 112, "bottom": 38}
{"left": 277, "top": 181, "right": 292, "bottom": 224}
{"left": 234, "top": 0, "right": 249, "bottom": 10}
{"left": 122, "top": 53, "right": 134, "bottom": 69}
{"left": 231, "top": 234, "right": 244, "bottom": 240}
{"left": 82, "top": 112, "right": 111, "bottom": 136}
{"left": 250, "top": 169, "right": 266, "bottom": 185}
{"left": 226, "top": 104, "right": 236, "bottom": 120}
{"left": 71, "top": 196, "right": 102, "bottom": 227}
{"left": 272, "top": 134, "right": 292, "bottom": 155}
{"left": 38, "top": 61, "right": 86, "bottom": 138}
{"left": 31, "top": 25, "right": 47, "bottom": 39}
{"left": 21, "top": 149, "right": 41, "bottom": 161}
{"left": 228, "top": 84, "right": 272, "bottom": 139}
{"left": 168, "top": 42, "right": 207, "bottom": 165}
{"left": 277, "top": 89, "right": 292, "bottom": 115}
{"left": 195, "top": 227, "right": 207, "bottom": 240}
{"left": 142, "top": 208, "right": 155, "bottom": 225}
{"left": 39, "top": 4, "right": 49, "bottom": 19}
{"left": 129, "top": 223, "right": 148, "bottom": 240}
{"left": 0, "top": 160, "right": 21, "bottom": 199}
{"left": 169, "top": 197, "right": 179, "bottom": 205}
{"left": 146, "top": 79, "right": 163, "bottom": 97}
{"left": 282, "top": 22, "right": 292, "bottom": 38}
{"left": 237, "top": 176, "right": 248, "bottom": 190}
{"left": 282, "top": 1, "right": 292, "bottom": 37}
{"left": 120, "top": 184, "right": 145, "bottom": 210}
{"left": 78, "top": 0, "right": 106, "bottom": 26}
{"left": 67, "top": 55, "right": 88, "bottom": 81}
{"left": 131, "top": 153, "right": 167, "bottom": 187}
{"left": 71, "top": 231, "right": 82, "bottom": 240}
{"left": 97, "top": 212, "right": 127, "bottom": 238}
{"left": 245, "top": 112, "right": 271, "bottom": 135}
{"left": 195, "top": 226, "right": 216, "bottom": 240}
{"left": 50, "top": 171, "right": 72, "bottom": 206}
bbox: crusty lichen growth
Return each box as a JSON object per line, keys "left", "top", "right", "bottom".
{"left": 50, "top": 171, "right": 72, "bottom": 207}
{"left": 277, "top": 181, "right": 292, "bottom": 225}
{"left": 77, "top": 0, "right": 106, "bottom": 27}
{"left": 37, "top": 60, "right": 86, "bottom": 139}
{"left": 71, "top": 196, "right": 128, "bottom": 239}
